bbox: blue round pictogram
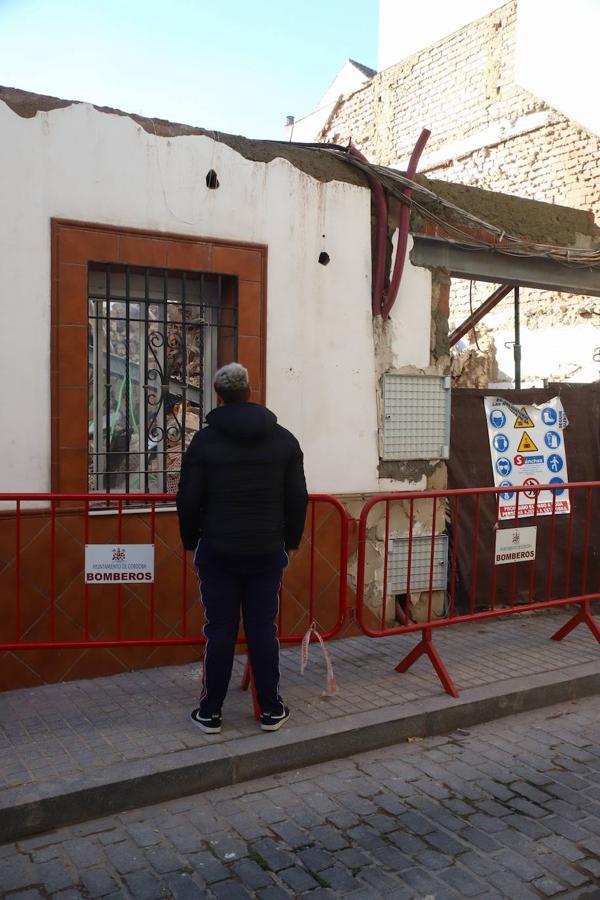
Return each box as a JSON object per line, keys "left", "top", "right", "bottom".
{"left": 544, "top": 431, "right": 561, "bottom": 449}
{"left": 541, "top": 407, "right": 557, "bottom": 426}
{"left": 489, "top": 409, "right": 506, "bottom": 429}
{"left": 547, "top": 453, "right": 563, "bottom": 474}
{"left": 499, "top": 480, "right": 514, "bottom": 500}
{"left": 549, "top": 476, "right": 566, "bottom": 496}
{"left": 496, "top": 457, "right": 512, "bottom": 477}
{"left": 493, "top": 433, "right": 509, "bottom": 453}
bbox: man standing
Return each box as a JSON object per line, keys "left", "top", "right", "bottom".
{"left": 176, "top": 363, "right": 308, "bottom": 734}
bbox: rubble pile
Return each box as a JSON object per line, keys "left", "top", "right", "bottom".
{"left": 450, "top": 330, "right": 506, "bottom": 388}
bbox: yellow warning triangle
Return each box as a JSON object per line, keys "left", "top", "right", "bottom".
{"left": 517, "top": 431, "right": 538, "bottom": 453}
{"left": 514, "top": 407, "right": 534, "bottom": 428}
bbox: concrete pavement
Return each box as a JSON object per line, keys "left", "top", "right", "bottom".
{"left": 2, "top": 610, "right": 600, "bottom": 844}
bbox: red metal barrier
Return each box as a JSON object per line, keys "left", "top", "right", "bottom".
{"left": 0, "top": 493, "right": 348, "bottom": 655}
{"left": 3, "top": 484, "right": 599, "bottom": 700}
{"left": 357, "top": 481, "right": 600, "bottom": 697}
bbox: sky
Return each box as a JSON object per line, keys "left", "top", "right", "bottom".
{"left": 0, "top": 0, "right": 378, "bottom": 140}
{"left": 8, "top": 1, "right": 593, "bottom": 144}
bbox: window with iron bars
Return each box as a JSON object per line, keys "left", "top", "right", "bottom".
{"left": 88, "top": 264, "right": 237, "bottom": 494}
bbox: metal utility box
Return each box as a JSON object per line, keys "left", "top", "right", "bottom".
{"left": 387, "top": 534, "right": 449, "bottom": 594}
{"left": 382, "top": 373, "right": 451, "bottom": 460}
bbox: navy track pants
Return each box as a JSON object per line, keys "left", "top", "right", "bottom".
{"left": 194, "top": 542, "right": 288, "bottom": 716}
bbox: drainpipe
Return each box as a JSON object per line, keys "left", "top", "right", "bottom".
{"left": 381, "top": 128, "right": 431, "bottom": 320}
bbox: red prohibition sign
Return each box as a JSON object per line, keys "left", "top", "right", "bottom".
{"left": 523, "top": 477, "right": 539, "bottom": 499}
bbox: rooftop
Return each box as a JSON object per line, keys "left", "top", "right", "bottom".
{"left": 3, "top": 84, "right": 599, "bottom": 253}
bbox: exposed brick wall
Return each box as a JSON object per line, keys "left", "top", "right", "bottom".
{"left": 321, "top": 3, "right": 542, "bottom": 164}
{"left": 320, "top": 0, "right": 600, "bottom": 383}
{"left": 437, "top": 104, "right": 600, "bottom": 356}
{"left": 434, "top": 117, "right": 600, "bottom": 231}
{"left": 322, "top": 0, "right": 599, "bottom": 221}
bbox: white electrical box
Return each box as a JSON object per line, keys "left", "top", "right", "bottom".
{"left": 387, "top": 534, "right": 449, "bottom": 594}
{"left": 382, "top": 373, "right": 451, "bottom": 460}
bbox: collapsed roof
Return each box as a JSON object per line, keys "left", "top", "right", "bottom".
{"left": 3, "top": 85, "right": 599, "bottom": 261}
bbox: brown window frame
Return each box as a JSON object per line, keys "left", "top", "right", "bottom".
{"left": 51, "top": 220, "right": 267, "bottom": 493}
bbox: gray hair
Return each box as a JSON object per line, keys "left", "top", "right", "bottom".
{"left": 214, "top": 362, "right": 249, "bottom": 395}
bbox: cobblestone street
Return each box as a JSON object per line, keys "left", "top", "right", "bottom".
{"left": 3, "top": 696, "right": 600, "bottom": 898}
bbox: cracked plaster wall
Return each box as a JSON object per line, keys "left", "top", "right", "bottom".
{"left": 0, "top": 96, "right": 384, "bottom": 495}
{"left": 0, "top": 88, "right": 447, "bottom": 626}
{"left": 347, "top": 241, "right": 450, "bottom": 626}
{"left": 0, "top": 93, "right": 440, "bottom": 505}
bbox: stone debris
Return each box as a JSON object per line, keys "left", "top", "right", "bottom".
{"left": 451, "top": 330, "right": 508, "bottom": 389}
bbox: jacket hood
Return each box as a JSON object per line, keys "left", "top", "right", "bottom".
{"left": 205, "top": 402, "right": 278, "bottom": 441}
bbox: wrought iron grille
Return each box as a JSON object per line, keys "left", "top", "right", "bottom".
{"left": 88, "top": 264, "right": 237, "bottom": 494}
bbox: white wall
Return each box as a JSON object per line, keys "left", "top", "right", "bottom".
{"left": 0, "top": 98, "right": 433, "bottom": 496}
{"left": 386, "top": 235, "right": 433, "bottom": 370}
{"left": 283, "top": 105, "right": 333, "bottom": 145}
{"left": 284, "top": 60, "right": 375, "bottom": 143}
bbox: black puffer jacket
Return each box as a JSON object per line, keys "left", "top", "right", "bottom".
{"left": 176, "top": 403, "right": 308, "bottom": 554}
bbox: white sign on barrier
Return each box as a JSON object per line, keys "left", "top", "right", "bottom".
{"left": 85, "top": 545, "right": 155, "bottom": 583}
{"left": 494, "top": 526, "right": 537, "bottom": 565}
{"left": 484, "top": 396, "right": 570, "bottom": 520}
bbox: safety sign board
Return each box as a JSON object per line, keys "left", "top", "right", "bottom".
{"left": 495, "top": 526, "right": 537, "bottom": 565}
{"left": 85, "top": 545, "right": 155, "bottom": 583}
{"left": 484, "top": 396, "right": 570, "bottom": 520}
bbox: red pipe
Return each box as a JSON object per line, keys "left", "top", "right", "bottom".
{"left": 348, "top": 145, "right": 388, "bottom": 317}
{"left": 450, "top": 284, "right": 513, "bottom": 347}
{"left": 50, "top": 499, "right": 55, "bottom": 641}
{"left": 469, "top": 492, "right": 480, "bottom": 614}
{"left": 381, "top": 128, "right": 431, "bottom": 320}
{"left": 84, "top": 498, "right": 89, "bottom": 641}
{"left": 426, "top": 496, "right": 437, "bottom": 623}
{"left": 381, "top": 499, "right": 390, "bottom": 629}
{"left": 15, "top": 499, "right": 20, "bottom": 641}
{"left": 309, "top": 501, "right": 316, "bottom": 622}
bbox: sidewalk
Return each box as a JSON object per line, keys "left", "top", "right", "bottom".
{"left": 2, "top": 610, "right": 600, "bottom": 844}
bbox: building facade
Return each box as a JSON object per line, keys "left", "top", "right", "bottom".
{"left": 0, "top": 86, "right": 446, "bottom": 687}
{"left": 306, "top": 0, "right": 600, "bottom": 385}
{"left": 3, "top": 80, "right": 598, "bottom": 689}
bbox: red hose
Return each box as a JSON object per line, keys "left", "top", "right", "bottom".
{"left": 349, "top": 145, "right": 388, "bottom": 317}
{"left": 381, "top": 128, "right": 431, "bottom": 320}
